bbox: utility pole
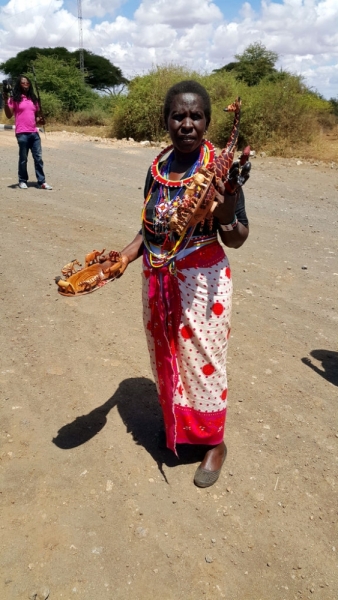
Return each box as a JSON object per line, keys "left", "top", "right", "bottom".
{"left": 77, "top": 0, "right": 84, "bottom": 76}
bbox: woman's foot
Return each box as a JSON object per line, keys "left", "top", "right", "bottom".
{"left": 194, "top": 442, "right": 227, "bottom": 488}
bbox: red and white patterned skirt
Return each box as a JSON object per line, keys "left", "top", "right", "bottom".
{"left": 142, "top": 236, "right": 232, "bottom": 454}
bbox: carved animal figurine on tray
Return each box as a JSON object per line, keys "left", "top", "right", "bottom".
{"left": 55, "top": 277, "right": 76, "bottom": 295}
{"left": 85, "top": 249, "right": 106, "bottom": 268}
{"left": 169, "top": 98, "right": 252, "bottom": 236}
{"left": 61, "top": 259, "right": 82, "bottom": 278}
{"left": 78, "top": 272, "right": 105, "bottom": 292}
{"left": 55, "top": 250, "right": 122, "bottom": 296}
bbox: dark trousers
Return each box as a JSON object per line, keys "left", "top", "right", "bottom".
{"left": 16, "top": 132, "right": 45, "bottom": 185}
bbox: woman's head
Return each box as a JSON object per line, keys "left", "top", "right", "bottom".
{"left": 164, "top": 80, "right": 211, "bottom": 155}
{"left": 13, "top": 75, "right": 38, "bottom": 103}
{"left": 163, "top": 80, "right": 211, "bottom": 129}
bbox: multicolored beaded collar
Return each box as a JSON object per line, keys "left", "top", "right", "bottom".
{"left": 150, "top": 139, "right": 215, "bottom": 188}
{"left": 142, "top": 139, "right": 216, "bottom": 267}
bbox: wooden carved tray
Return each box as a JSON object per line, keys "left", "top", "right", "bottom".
{"left": 55, "top": 251, "right": 122, "bottom": 296}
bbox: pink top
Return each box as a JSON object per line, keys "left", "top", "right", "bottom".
{"left": 8, "top": 96, "right": 39, "bottom": 134}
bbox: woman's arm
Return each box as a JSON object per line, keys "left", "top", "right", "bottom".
{"left": 35, "top": 102, "right": 45, "bottom": 125}
{"left": 217, "top": 220, "right": 249, "bottom": 249}
{"left": 118, "top": 233, "right": 144, "bottom": 275}
{"left": 2, "top": 94, "right": 13, "bottom": 119}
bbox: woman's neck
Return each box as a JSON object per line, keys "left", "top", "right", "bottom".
{"left": 169, "top": 147, "right": 201, "bottom": 180}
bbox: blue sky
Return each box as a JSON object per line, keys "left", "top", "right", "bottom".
{"left": 79, "top": 0, "right": 262, "bottom": 25}
{"left": 0, "top": 0, "right": 337, "bottom": 99}
{"left": 62, "top": 0, "right": 274, "bottom": 29}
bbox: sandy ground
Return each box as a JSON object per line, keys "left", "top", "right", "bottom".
{"left": 0, "top": 130, "right": 337, "bottom": 600}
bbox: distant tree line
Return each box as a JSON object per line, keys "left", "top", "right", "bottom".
{"left": 0, "top": 46, "right": 128, "bottom": 93}
{"left": 1, "top": 43, "right": 336, "bottom": 154}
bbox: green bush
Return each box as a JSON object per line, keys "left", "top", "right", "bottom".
{"left": 67, "top": 107, "right": 109, "bottom": 126}
{"left": 29, "top": 55, "right": 99, "bottom": 113}
{"left": 239, "top": 77, "right": 331, "bottom": 152}
{"left": 109, "top": 66, "right": 334, "bottom": 154}
{"left": 199, "top": 71, "right": 248, "bottom": 148}
{"left": 39, "top": 91, "right": 63, "bottom": 120}
{"left": 21, "top": 56, "right": 334, "bottom": 157}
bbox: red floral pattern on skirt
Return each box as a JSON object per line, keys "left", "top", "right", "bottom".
{"left": 143, "top": 240, "right": 232, "bottom": 454}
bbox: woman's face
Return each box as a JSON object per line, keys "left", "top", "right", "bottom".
{"left": 167, "top": 93, "right": 207, "bottom": 154}
{"left": 20, "top": 78, "right": 30, "bottom": 93}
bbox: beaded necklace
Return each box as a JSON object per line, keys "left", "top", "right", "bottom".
{"left": 150, "top": 139, "right": 215, "bottom": 187}
{"left": 142, "top": 140, "right": 215, "bottom": 267}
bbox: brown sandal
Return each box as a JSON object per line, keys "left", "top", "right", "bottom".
{"left": 194, "top": 445, "right": 227, "bottom": 488}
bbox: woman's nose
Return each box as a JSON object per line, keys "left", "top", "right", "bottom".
{"left": 181, "top": 117, "right": 193, "bottom": 130}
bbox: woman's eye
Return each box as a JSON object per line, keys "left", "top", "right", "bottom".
{"left": 172, "top": 113, "right": 203, "bottom": 121}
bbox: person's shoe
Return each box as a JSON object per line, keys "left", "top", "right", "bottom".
{"left": 194, "top": 445, "right": 227, "bottom": 488}
{"left": 38, "top": 182, "right": 53, "bottom": 190}
{"left": 18, "top": 182, "right": 28, "bottom": 189}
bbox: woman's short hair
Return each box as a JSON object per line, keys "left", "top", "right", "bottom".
{"left": 163, "top": 80, "right": 211, "bottom": 127}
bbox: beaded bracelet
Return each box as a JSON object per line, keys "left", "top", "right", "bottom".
{"left": 219, "top": 215, "right": 238, "bottom": 232}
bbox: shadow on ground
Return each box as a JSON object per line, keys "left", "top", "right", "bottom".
{"left": 7, "top": 182, "right": 40, "bottom": 189}
{"left": 301, "top": 349, "right": 338, "bottom": 387}
{"left": 52, "top": 377, "right": 206, "bottom": 471}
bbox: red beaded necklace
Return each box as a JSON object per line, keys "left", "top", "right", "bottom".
{"left": 150, "top": 139, "right": 215, "bottom": 188}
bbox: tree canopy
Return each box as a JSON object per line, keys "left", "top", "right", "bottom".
{"left": 30, "top": 55, "right": 98, "bottom": 113}
{"left": 214, "top": 42, "right": 279, "bottom": 86}
{"left": 0, "top": 47, "right": 128, "bottom": 92}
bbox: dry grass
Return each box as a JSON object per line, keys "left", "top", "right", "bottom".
{"left": 265, "top": 125, "right": 338, "bottom": 162}
{"left": 296, "top": 126, "right": 338, "bottom": 162}
{"left": 46, "top": 123, "right": 338, "bottom": 163}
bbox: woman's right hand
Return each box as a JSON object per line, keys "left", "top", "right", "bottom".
{"left": 116, "top": 253, "right": 130, "bottom": 278}
{"left": 112, "top": 233, "right": 144, "bottom": 278}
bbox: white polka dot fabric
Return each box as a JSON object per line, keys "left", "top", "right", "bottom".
{"left": 142, "top": 244, "right": 232, "bottom": 449}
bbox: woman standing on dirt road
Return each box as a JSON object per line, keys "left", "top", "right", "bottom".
{"left": 117, "top": 80, "right": 250, "bottom": 487}
{"left": 2, "top": 75, "right": 53, "bottom": 190}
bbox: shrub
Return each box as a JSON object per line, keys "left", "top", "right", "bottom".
{"left": 39, "top": 91, "right": 63, "bottom": 120}
{"left": 30, "top": 55, "right": 99, "bottom": 113}
{"left": 67, "top": 107, "right": 109, "bottom": 126}
{"left": 200, "top": 71, "right": 248, "bottom": 148}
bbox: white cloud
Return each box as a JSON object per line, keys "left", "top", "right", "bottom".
{"left": 0, "top": 0, "right": 337, "bottom": 99}
{"left": 209, "top": 0, "right": 338, "bottom": 97}
{"left": 134, "top": 0, "right": 222, "bottom": 28}
{"left": 91, "top": 16, "right": 135, "bottom": 44}
{"left": 0, "top": 0, "right": 80, "bottom": 61}
{"left": 81, "top": 0, "right": 124, "bottom": 19}
{"left": 131, "top": 23, "right": 176, "bottom": 49}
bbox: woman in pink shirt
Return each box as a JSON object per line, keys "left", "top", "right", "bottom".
{"left": 3, "top": 75, "right": 52, "bottom": 189}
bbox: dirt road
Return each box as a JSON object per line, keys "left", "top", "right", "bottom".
{"left": 0, "top": 130, "right": 337, "bottom": 600}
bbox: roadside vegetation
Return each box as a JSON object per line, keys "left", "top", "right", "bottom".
{"left": 1, "top": 43, "right": 337, "bottom": 161}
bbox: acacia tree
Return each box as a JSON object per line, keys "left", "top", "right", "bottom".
{"left": 0, "top": 46, "right": 128, "bottom": 93}
{"left": 78, "top": 50, "right": 128, "bottom": 93}
{"left": 215, "top": 42, "right": 279, "bottom": 86}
